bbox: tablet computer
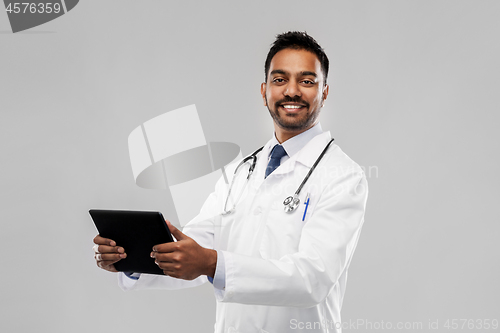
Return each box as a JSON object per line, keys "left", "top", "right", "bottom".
{"left": 89, "top": 209, "right": 174, "bottom": 275}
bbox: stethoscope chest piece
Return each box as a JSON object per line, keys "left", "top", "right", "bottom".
{"left": 283, "top": 195, "right": 301, "bottom": 213}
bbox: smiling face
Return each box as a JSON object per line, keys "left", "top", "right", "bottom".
{"left": 261, "top": 48, "right": 329, "bottom": 143}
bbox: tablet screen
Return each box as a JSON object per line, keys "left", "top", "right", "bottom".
{"left": 90, "top": 210, "right": 173, "bottom": 275}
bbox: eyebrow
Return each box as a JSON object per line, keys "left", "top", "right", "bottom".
{"left": 270, "top": 69, "right": 318, "bottom": 78}
{"left": 300, "top": 71, "right": 317, "bottom": 77}
{"left": 270, "top": 69, "right": 288, "bottom": 76}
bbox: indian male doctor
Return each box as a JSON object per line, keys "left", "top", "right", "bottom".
{"left": 93, "top": 31, "right": 368, "bottom": 333}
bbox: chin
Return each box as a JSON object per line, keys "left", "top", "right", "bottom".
{"left": 279, "top": 116, "right": 309, "bottom": 129}
{"left": 278, "top": 121, "right": 310, "bottom": 131}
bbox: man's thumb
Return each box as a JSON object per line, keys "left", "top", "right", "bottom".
{"left": 166, "top": 220, "right": 187, "bottom": 241}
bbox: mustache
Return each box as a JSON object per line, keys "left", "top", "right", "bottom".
{"left": 274, "top": 96, "right": 309, "bottom": 108}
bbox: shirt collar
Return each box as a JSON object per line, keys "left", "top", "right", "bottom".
{"left": 269, "top": 122, "right": 323, "bottom": 159}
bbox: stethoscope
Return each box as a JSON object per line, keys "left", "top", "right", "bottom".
{"left": 222, "top": 138, "right": 334, "bottom": 215}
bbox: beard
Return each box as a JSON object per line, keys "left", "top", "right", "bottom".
{"left": 266, "top": 95, "right": 320, "bottom": 131}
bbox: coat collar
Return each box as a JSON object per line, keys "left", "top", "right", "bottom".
{"left": 269, "top": 123, "right": 323, "bottom": 159}
{"left": 257, "top": 131, "right": 333, "bottom": 179}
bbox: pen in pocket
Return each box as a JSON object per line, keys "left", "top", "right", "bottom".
{"left": 302, "top": 193, "right": 310, "bottom": 221}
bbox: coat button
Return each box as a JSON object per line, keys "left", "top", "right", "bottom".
{"left": 253, "top": 207, "right": 262, "bottom": 215}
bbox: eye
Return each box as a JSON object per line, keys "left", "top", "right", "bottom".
{"left": 272, "top": 78, "right": 285, "bottom": 83}
{"left": 301, "top": 80, "right": 315, "bottom": 85}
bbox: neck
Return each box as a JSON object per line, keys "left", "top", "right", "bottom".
{"left": 274, "top": 123, "right": 316, "bottom": 143}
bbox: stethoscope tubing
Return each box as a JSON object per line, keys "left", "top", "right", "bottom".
{"left": 292, "top": 138, "right": 334, "bottom": 197}
{"left": 223, "top": 147, "right": 263, "bottom": 215}
{"left": 223, "top": 138, "right": 334, "bottom": 214}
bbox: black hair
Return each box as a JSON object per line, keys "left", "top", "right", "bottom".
{"left": 264, "top": 31, "right": 329, "bottom": 83}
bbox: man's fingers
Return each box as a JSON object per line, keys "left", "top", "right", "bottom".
{"left": 95, "top": 253, "right": 127, "bottom": 262}
{"left": 162, "top": 269, "right": 177, "bottom": 277}
{"left": 153, "top": 250, "right": 180, "bottom": 261}
{"left": 97, "top": 260, "right": 119, "bottom": 272}
{"left": 157, "top": 261, "right": 180, "bottom": 271}
{"left": 162, "top": 269, "right": 178, "bottom": 277}
{"left": 152, "top": 252, "right": 176, "bottom": 264}
{"left": 166, "top": 220, "right": 188, "bottom": 241}
{"left": 152, "top": 241, "right": 178, "bottom": 253}
{"left": 93, "top": 235, "right": 117, "bottom": 246}
{"left": 151, "top": 221, "right": 190, "bottom": 252}
{"left": 94, "top": 244, "right": 125, "bottom": 254}
{"left": 93, "top": 234, "right": 123, "bottom": 273}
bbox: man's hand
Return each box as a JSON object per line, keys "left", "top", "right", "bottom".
{"left": 93, "top": 235, "right": 127, "bottom": 273}
{"left": 151, "top": 221, "right": 217, "bottom": 280}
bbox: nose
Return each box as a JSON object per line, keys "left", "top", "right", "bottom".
{"left": 284, "top": 80, "right": 301, "bottom": 98}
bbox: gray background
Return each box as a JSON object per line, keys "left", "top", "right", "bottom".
{"left": 1, "top": 1, "right": 499, "bottom": 332}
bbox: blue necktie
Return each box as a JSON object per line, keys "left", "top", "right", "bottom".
{"left": 265, "top": 145, "right": 287, "bottom": 178}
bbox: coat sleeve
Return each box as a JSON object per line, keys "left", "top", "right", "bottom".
{"left": 215, "top": 169, "right": 368, "bottom": 307}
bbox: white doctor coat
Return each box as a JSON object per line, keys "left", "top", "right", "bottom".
{"left": 118, "top": 131, "right": 368, "bottom": 333}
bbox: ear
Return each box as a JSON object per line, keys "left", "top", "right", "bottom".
{"left": 322, "top": 84, "right": 329, "bottom": 106}
{"left": 261, "top": 82, "right": 267, "bottom": 106}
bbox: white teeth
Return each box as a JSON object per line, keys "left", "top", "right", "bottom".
{"left": 282, "top": 105, "right": 302, "bottom": 109}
